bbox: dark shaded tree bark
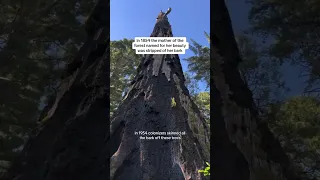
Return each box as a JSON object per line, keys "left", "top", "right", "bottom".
{"left": 210, "top": 0, "right": 300, "bottom": 180}
{"left": 109, "top": 10, "right": 210, "bottom": 180}
{"left": 3, "top": 0, "right": 110, "bottom": 180}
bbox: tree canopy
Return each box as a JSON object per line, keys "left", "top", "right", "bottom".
{"left": 248, "top": 0, "right": 320, "bottom": 96}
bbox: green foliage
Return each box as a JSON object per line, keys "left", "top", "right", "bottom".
{"left": 185, "top": 32, "right": 285, "bottom": 114}
{"left": 248, "top": 0, "right": 320, "bottom": 95}
{"left": 184, "top": 72, "right": 200, "bottom": 96}
{"left": 185, "top": 72, "right": 210, "bottom": 155}
{"left": 186, "top": 91, "right": 210, "bottom": 158}
{"left": 184, "top": 34, "right": 210, "bottom": 87}
{"left": 184, "top": 71, "right": 210, "bottom": 125}
{"left": 248, "top": 3, "right": 320, "bottom": 176}
{"left": 193, "top": 92, "right": 210, "bottom": 125}
{"left": 268, "top": 96, "right": 320, "bottom": 179}
{"left": 198, "top": 162, "right": 210, "bottom": 176}
{"left": 110, "top": 39, "right": 142, "bottom": 116}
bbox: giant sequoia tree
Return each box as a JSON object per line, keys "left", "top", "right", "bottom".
{"left": 210, "top": 0, "right": 299, "bottom": 180}
{"left": 0, "top": 0, "right": 95, "bottom": 173}
{"left": 3, "top": 2, "right": 210, "bottom": 180}
{"left": 3, "top": 0, "right": 110, "bottom": 179}
{"left": 109, "top": 9, "right": 210, "bottom": 180}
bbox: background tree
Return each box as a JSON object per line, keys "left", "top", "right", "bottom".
{"left": 185, "top": 31, "right": 286, "bottom": 115}
{"left": 184, "top": 32, "right": 210, "bottom": 87}
{"left": 236, "top": 34, "right": 288, "bottom": 113}
{"left": 110, "top": 39, "right": 141, "bottom": 115}
{"left": 184, "top": 72, "right": 200, "bottom": 97}
{"left": 248, "top": 0, "right": 320, "bottom": 97}
{"left": 3, "top": 0, "right": 110, "bottom": 178}
{"left": 183, "top": 33, "right": 211, "bottom": 131}
{"left": 0, "top": 0, "right": 95, "bottom": 175}
{"left": 189, "top": 30, "right": 319, "bottom": 179}
{"left": 184, "top": 72, "right": 210, "bottom": 124}
{"left": 210, "top": 0, "right": 298, "bottom": 179}
{"left": 267, "top": 96, "right": 320, "bottom": 179}
{"left": 193, "top": 92, "right": 210, "bottom": 126}
{"left": 247, "top": 1, "right": 320, "bottom": 178}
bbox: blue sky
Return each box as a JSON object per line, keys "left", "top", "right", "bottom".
{"left": 110, "top": 0, "right": 210, "bottom": 92}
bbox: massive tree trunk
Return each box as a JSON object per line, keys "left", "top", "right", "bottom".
{"left": 3, "top": 3, "right": 210, "bottom": 180}
{"left": 210, "top": 0, "right": 300, "bottom": 180}
{"left": 109, "top": 10, "right": 210, "bottom": 180}
{"left": 3, "top": 0, "right": 110, "bottom": 180}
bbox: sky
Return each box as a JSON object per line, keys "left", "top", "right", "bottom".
{"left": 110, "top": 0, "right": 210, "bottom": 92}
